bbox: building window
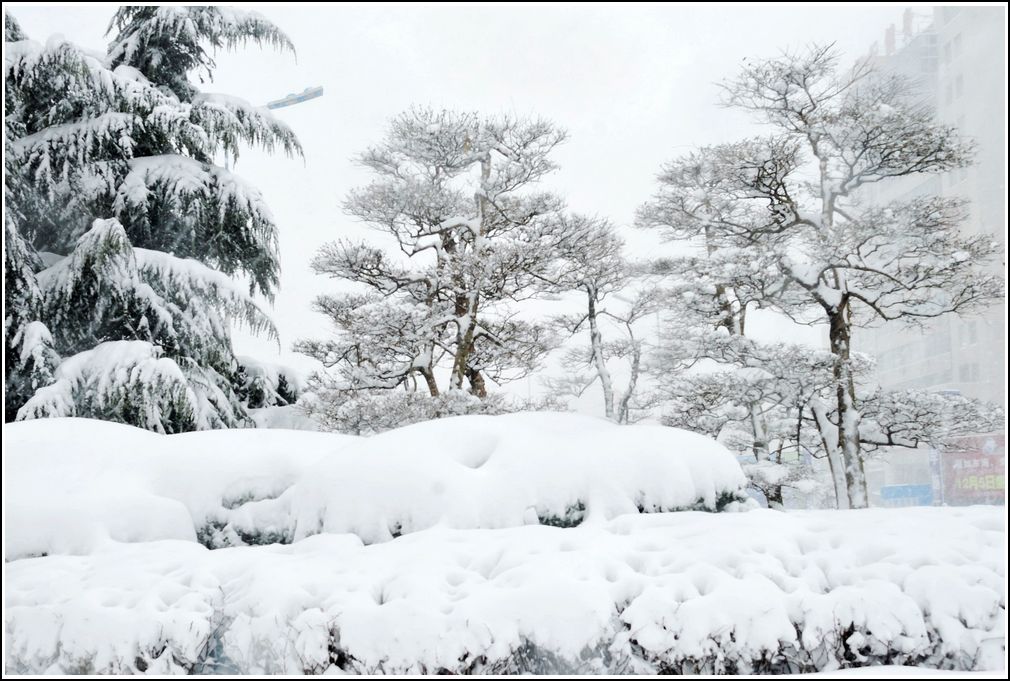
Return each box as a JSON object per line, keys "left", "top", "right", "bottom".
{"left": 926, "top": 331, "right": 951, "bottom": 356}
{"left": 953, "top": 33, "right": 962, "bottom": 57}
{"left": 959, "top": 363, "right": 980, "bottom": 382}
{"left": 944, "top": 42, "right": 952, "bottom": 64}
{"left": 960, "top": 321, "right": 979, "bottom": 347}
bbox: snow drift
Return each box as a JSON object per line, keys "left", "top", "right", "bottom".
{"left": 3, "top": 412, "right": 749, "bottom": 560}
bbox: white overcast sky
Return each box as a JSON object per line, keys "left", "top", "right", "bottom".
{"left": 10, "top": 2, "right": 911, "bottom": 378}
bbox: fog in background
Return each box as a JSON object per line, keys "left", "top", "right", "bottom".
{"left": 11, "top": 3, "right": 919, "bottom": 396}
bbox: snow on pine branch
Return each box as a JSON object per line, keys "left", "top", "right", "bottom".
{"left": 5, "top": 35, "right": 174, "bottom": 126}
{"left": 108, "top": 6, "right": 295, "bottom": 64}
{"left": 858, "top": 389, "right": 1006, "bottom": 451}
{"left": 191, "top": 92, "right": 302, "bottom": 159}
{"left": 15, "top": 340, "right": 198, "bottom": 432}
{"left": 115, "top": 154, "right": 275, "bottom": 225}
{"left": 13, "top": 113, "right": 141, "bottom": 190}
{"left": 38, "top": 218, "right": 275, "bottom": 356}
{"left": 112, "top": 154, "right": 281, "bottom": 294}
{"left": 107, "top": 6, "right": 294, "bottom": 101}
{"left": 134, "top": 248, "right": 277, "bottom": 340}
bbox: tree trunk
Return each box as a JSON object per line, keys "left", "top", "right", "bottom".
{"left": 586, "top": 286, "right": 615, "bottom": 420}
{"left": 811, "top": 402, "right": 850, "bottom": 510}
{"left": 450, "top": 152, "right": 490, "bottom": 396}
{"left": 748, "top": 403, "right": 770, "bottom": 460}
{"left": 450, "top": 298, "right": 479, "bottom": 393}
{"left": 467, "top": 367, "right": 487, "bottom": 399}
{"left": 616, "top": 336, "right": 641, "bottom": 424}
{"left": 419, "top": 367, "right": 439, "bottom": 397}
{"left": 828, "top": 301, "right": 867, "bottom": 508}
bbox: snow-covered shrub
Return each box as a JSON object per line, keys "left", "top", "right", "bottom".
{"left": 4, "top": 508, "right": 1003, "bottom": 674}
{"left": 248, "top": 405, "right": 321, "bottom": 431}
{"left": 3, "top": 413, "right": 749, "bottom": 559}
{"left": 299, "top": 385, "right": 510, "bottom": 435}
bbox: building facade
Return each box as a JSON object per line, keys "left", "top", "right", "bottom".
{"left": 858, "top": 7, "right": 1006, "bottom": 507}
{"left": 858, "top": 7, "right": 1006, "bottom": 408}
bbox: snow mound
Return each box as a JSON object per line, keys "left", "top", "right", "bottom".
{"left": 2, "top": 413, "right": 749, "bottom": 559}
{"left": 5, "top": 508, "right": 1004, "bottom": 674}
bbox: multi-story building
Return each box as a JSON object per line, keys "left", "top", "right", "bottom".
{"left": 859, "top": 7, "right": 1005, "bottom": 407}
{"left": 857, "top": 7, "right": 1006, "bottom": 506}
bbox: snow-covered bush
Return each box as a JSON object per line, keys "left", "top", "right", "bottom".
{"left": 299, "top": 385, "right": 510, "bottom": 435}
{"left": 3, "top": 413, "right": 749, "bottom": 559}
{"left": 5, "top": 508, "right": 1003, "bottom": 674}
{"left": 4, "top": 416, "right": 1003, "bottom": 674}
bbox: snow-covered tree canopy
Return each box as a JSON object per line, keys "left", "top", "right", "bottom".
{"left": 299, "top": 108, "right": 595, "bottom": 429}
{"left": 639, "top": 44, "right": 1005, "bottom": 510}
{"left": 4, "top": 7, "right": 300, "bottom": 431}
{"left": 6, "top": 23, "right": 300, "bottom": 294}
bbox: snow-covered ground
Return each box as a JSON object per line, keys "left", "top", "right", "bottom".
{"left": 3, "top": 416, "right": 1006, "bottom": 674}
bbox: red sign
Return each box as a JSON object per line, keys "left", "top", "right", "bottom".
{"left": 941, "top": 433, "right": 1005, "bottom": 506}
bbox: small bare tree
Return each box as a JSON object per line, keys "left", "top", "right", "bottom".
{"left": 546, "top": 216, "right": 660, "bottom": 423}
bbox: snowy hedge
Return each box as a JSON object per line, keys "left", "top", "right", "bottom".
{"left": 5, "top": 508, "right": 1004, "bottom": 674}
{"left": 3, "top": 413, "right": 750, "bottom": 559}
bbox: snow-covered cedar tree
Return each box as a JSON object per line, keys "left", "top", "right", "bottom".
{"left": 4, "top": 13, "right": 59, "bottom": 420}
{"left": 640, "top": 45, "right": 1003, "bottom": 508}
{"left": 545, "top": 215, "right": 662, "bottom": 423}
{"left": 296, "top": 108, "right": 589, "bottom": 431}
{"left": 4, "top": 7, "right": 300, "bottom": 430}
